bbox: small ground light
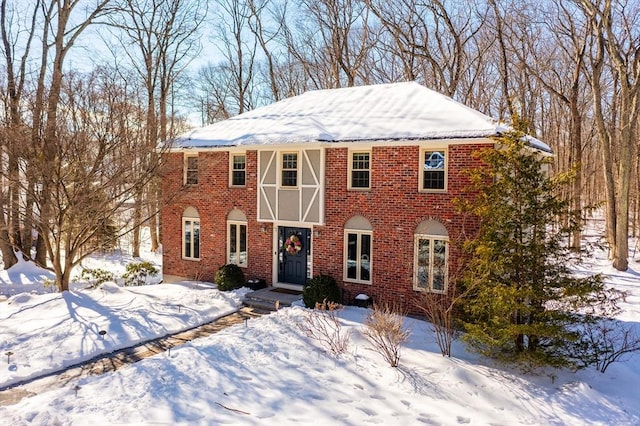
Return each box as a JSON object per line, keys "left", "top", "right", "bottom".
{"left": 244, "top": 317, "right": 248, "bottom": 327}
{"left": 6, "top": 351, "right": 13, "bottom": 363}
{"left": 99, "top": 330, "right": 107, "bottom": 340}
{"left": 73, "top": 385, "right": 81, "bottom": 397}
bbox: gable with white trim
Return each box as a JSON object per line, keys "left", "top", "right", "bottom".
{"left": 258, "top": 148, "right": 324, "bottom": 224}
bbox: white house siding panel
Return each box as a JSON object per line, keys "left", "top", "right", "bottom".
{"left": 278, "top": 190, "right": 300, "bottom": 221}
{"left": 258, "top": 151, "right": 277, "bottom": 221}
{"left": 260, "top": 151, "right": 277, "bottom": 184}
{"left": 259, "top": 188, "right": 276, "bottom": 220}
{"left": 302, "top": 187, "right": 320, "bottom": 223}
{"left": 302, "top": 150, "right": 321, "bottom": 185}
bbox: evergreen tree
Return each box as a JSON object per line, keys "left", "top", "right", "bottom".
{"left": 459, "top": 130, "right": 612, "bottom": 370}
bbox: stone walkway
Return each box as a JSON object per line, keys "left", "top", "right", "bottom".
{"left": 0, "top": 306, "right": 264, "bottom": 407}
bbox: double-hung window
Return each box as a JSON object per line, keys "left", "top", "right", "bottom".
{"left": 281, "top": 153, "right": 298, "bottom": 187}
{"left": 421, "top": 149, "right": 446, "bottom": 191}
{"left": 349, "top": 151, "right": 371, "bottom": 189}
{"left": 185, "top": 154, "right": 198, "bottom": 185}
{"left": 230, "top": 154, "right": 246, "bottom": 187}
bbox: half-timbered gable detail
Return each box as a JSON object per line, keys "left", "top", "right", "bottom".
{"left": 257, "top": 148, "right": 324, "bottom": 224}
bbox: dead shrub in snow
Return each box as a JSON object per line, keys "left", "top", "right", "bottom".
{"left": 415, "top": 290, "right": 459, "bottom": 357}
{"left": 363, "top": 303, "right": 410, "bottom": 367}
{"left": 299, "top": 300, "right": 351, "bottom": 356}
{"left": 575, "top": 318, "right": 640, "bottom": 373}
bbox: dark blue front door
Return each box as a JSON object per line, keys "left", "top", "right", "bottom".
{"left": 278, "top": 227, "right": 310, "bottom": 285}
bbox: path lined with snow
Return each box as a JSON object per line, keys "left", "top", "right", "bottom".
{"left": 0, "top": 282, "right": 247, "bottom": 389}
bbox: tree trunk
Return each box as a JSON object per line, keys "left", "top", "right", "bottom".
{"left": 0, "top": 185, "right": 16, "bottom": 269}
{"left": 21, "top": 177, "right": 35, "bottom": 255}
{"left": 132, "top": 193, "right": 142, "bottom": 258}
{"left": 612, "top": 105, "right": 634, "bottom": 271}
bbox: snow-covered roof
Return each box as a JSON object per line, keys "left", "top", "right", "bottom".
{"left": 172, "top": 82, "right": 552, "bottom": 152}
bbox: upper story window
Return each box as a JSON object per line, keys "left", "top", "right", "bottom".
{"left": 282, "top": 152, "right": 298, "bottom": 187}
{"left": 230, "top": 153, "right": 246, "bottom": 187}
{"left": 420, "top": 149, "right": 446, "bottom": 191}
{"left": 349, "top": 151, "right": 371, "bottom": 190}
{"left": 184, "top": 154, "right": 198, "bottom": 185}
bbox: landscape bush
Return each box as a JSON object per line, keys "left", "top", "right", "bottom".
{"left": 299, "top": 300, "right": 351, "bottom": 356}
{"left": 302, "top": 274, "right": 341, "bottom": 308}
{"left": 76, "top": 268, "right": 116, "bottom": 289}
{"left": 214, "top": 264, "right": 245, "bottom": 291}
{"left": 122, "top": 261, "right": 159, "bottom": 286}
{"left": 362, "top": 303, "right": 410, "bottom": 367}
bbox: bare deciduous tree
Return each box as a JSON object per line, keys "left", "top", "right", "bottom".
{"left": 109, "top": 0, "right": 204, "bottom": 255}
{"left": 580, "top": 0, "right": 640, "bottom": 271}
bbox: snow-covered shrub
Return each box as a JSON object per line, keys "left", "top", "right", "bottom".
{"left": 122, "top": 261, "right": 158, "bottom": 286}
{"left": 363, "top": 303, "right": 410, "bottom": 367}
{"left": 299, "top": 300, "right": 351, "bottom": 356}
{"left": 214, "top": 264, "right": 245, "bottom": 291}
{"left": 303, "top": 274, "right": 341, "bottom": 308}
{"left": 77, "top": 268, "right": 116, "bottom": 289}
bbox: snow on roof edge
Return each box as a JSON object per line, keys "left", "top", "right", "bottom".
{"left": 169, "top": 132, "right": 502, "bottom": 150}
{"left": 168, "top": 82, "right": 552, "bottom": 154}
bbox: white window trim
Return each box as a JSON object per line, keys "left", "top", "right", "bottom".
{"left": 182, "top": 218, "right": 200, "bottom": 261}
{"left": 227, "top": 220, "right": 248, "bottom": 267}
{"left": 280, "top": 151, "right": 299, "bottom": 188}
{"left": 418, "top": 148, "right": 447, "bottom": 193}
{"left": 184, "top": 153, "right": 198, "bottom": 185}
{"left": 348, "top": 150, "right": 371, "bottom": 190}
{"left": 343, "top": 230, "right": 373, "bottom": 284}
{"left": 229, "top": 152, "right": 247, "bottom": 187}
{"left": 413, "top": 234, "right": 448, "bottom": 293}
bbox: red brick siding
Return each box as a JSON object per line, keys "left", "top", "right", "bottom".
{"left": 161, "top": 150, "right": 272, "bottom": 282}
{"left": 162, "top": 143, "right": 490, "bottom": 312}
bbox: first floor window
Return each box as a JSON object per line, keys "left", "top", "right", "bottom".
{"left": 414, "top": 235, "right": 447, "bottom": 292}
{"left": 183, "top": 219, "right": 200, "bottom": 260}
{"left": 228, "top": 221, "right": 247, "bottom": 267}
{"left": 344, "top": 231, "right": 372, "bottom": 283}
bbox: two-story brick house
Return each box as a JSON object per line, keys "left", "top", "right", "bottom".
{"left": 161, "top": 82, "right": 550, "bottom": 309}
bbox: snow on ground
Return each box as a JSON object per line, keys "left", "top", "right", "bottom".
{"left": 0, "top": 281, "right": 247, "bottom": 389}
{"left": 0, "top": 229, "right": 163, "bottom": 298}
{"left": 0, "top": 225, "right": 639, "bottom": 425}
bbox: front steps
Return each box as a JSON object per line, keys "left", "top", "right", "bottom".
{"left": 243, "top": 287, "right": 303, "bottom": 312}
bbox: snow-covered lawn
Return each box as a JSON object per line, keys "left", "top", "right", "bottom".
{"left": 0, "top": 281, "right": 246, "bottom": 389}
{"left": 0, "top": 229, "right": 639, "bottom": 424}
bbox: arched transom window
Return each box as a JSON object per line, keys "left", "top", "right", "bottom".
{"left": 227, "top": 209, "right": 247, "bottom": 267}
{"left": 344, "top": 215, "right": 372, "bottom": 284}
{"left": 182, "top": 207, "right": 200, "bottom": 260}
{"left": 414, "top": 220, "right": 448, "bottom": 293}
